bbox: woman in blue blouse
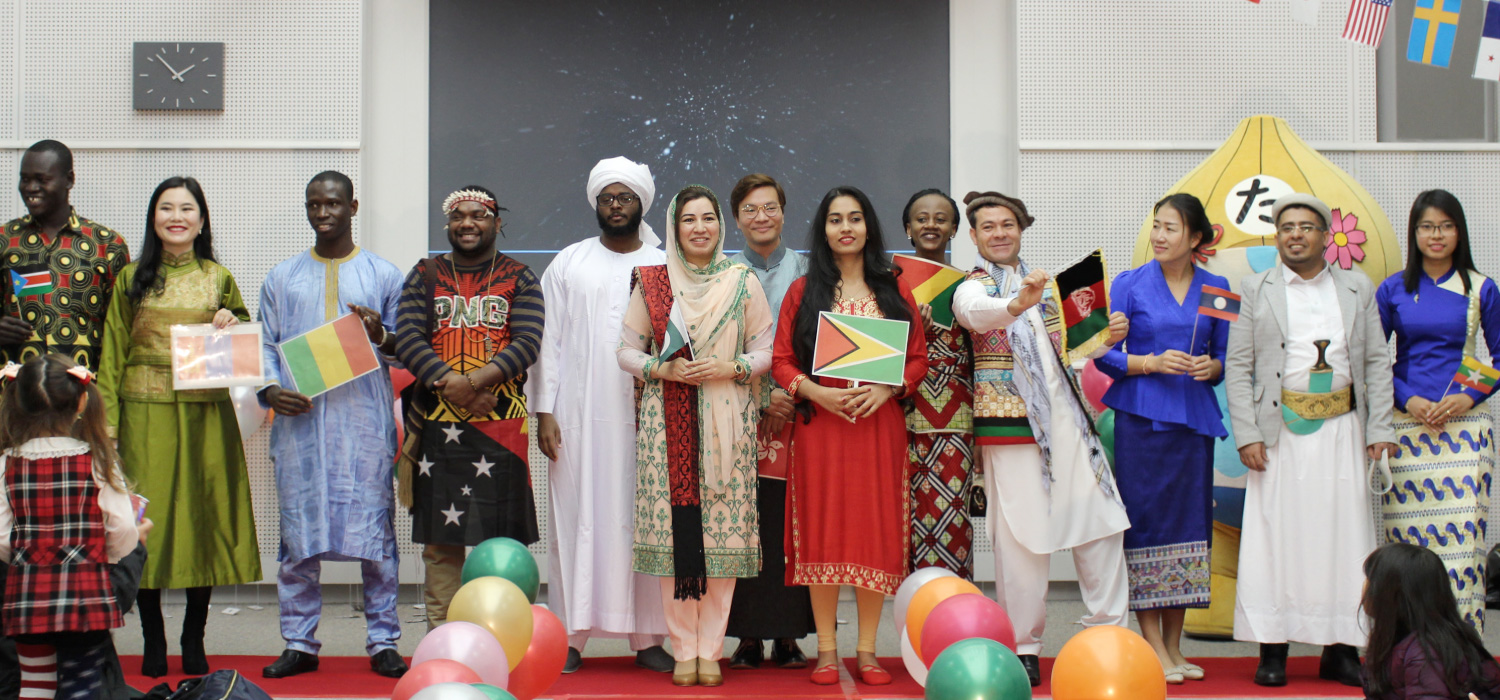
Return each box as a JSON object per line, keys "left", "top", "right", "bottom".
{"left": 1097, "top": 193, "right": 1228, "bottom": 684}
{"left": 1376, "top": 189, "right": 1500, "bottom": 631}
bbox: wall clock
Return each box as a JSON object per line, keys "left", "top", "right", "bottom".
{"left": 133, "top": 42, "right": 224, "bottom": 111}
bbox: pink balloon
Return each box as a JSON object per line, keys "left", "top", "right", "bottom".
{"left": 1081, "top": 359, "right": 1113, "bottom": 413}
{"left": 918, "top": 593, "right": 1017, "bottom": 667}
{"left": 413, "top": 621, "right": 510, "bottom": 689}
{"left": 393, "top": 659, "right": 483, "bottom": 700}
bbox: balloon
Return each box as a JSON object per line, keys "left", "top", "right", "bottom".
{"left": 394, "top": 661, "right": 483, "bottom": 700}
{"left": 1080, "top": 360, "right": 1113, "bottom": 414}
{"left": 409, "top": 683, "right": 491, "bottom": 700}
{"left": 1050, "top": 625, "right": 1166, "bottom": 700}
{"left": 895, "top": 567, "right": 959, "bottom": 631}
{"left": 448, "top": 577, "right": 534, "bottom": 672}
{"left": 468, "top": 684, "right": 518, "bottom": 700}
{"left": 906, "top": 577, "right": 981, "bottom": 660}
{"left": 1096, "top": 408, "right": 1116, "bottom": 467}
{"left": 900, "top": 628, "right": 929, "bottom": 688}
{"left": 506, "top": 605, "right": 568, "bottom": 700}
{"left": 229, "top": 385, "right": 268, "bottom": 438}
{"left": 925, "top": 638, "right": 1032, "bottom": 700}
{"left": 462, "top": 538, "right": 542, "bottom": 603}
{"left": 919, "top": 594, "right": 1017, "bottom": 666}
{"left": 412, "top": 621, "right": 509, "bottom": 689}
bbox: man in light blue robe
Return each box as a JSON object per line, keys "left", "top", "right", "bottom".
{"left": 256, "top": 171, "right": 409, "bottom": 679}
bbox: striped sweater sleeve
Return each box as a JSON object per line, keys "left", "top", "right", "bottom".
{"left": 489, "top": 268, "right": 544, "bottom": 382}
{"left": 392, "top": 262, "right": 452, "bottom": 388}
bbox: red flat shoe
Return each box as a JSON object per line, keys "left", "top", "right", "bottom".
{"left": 810, "top": 663, "right": 840, "bottom": 685}
{"left": 858, "top": 663, "right": 892, "bottom": 685}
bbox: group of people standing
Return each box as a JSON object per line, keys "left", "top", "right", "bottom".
{"left": 0, "top": 137, "right": 1498, "bottom": 698}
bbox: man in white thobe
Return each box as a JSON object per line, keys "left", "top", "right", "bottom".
{"left": 528, "top": 157, "right": 671, "bottom": 673}
{"left": 951, "top": 192, "right": 1131, "bottom": 688}
{"left": 1225, "top": 193, "right": 1396, "bottom": 688}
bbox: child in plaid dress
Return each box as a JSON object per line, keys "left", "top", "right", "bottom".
{"left": 0, "top": 354, "right": 143, "bottom": 699}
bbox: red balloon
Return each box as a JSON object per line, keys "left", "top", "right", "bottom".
{"left": 919, "top": 593, "right": 1017, "bottom": 667}
{"left": 392, "top": 659, "right": 482, "bottom": 700}
{"left": 506, "top": 606, "right": 568, "bottom": 700}
{"left": 1081, "top": 359, "right": 1114, "bottom": 413}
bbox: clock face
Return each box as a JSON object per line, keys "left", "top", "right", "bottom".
{"left": 132, "top": 42, "right": 224, "bottom": 111}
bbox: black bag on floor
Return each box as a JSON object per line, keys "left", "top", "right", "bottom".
{"left": 1487, "top": 544, "right": 1500, "bottom": 609}
{"left": 142, "top": 671, "right": 272, "bottom": 700}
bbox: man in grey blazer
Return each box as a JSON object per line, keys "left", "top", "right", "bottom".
{"left": 1224, "top": 193, "right": 1397, "bottom": 688}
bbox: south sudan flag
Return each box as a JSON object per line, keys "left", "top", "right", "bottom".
{"left": 1055, "top": 250, "right": 1110, "bottom": 360}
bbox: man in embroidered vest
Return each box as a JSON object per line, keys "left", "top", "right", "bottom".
{"left": 951, "top": 191, "right": 1131, "bottom": 687}
{"left": 1225, "top": 193, "right": 1396, "bottom": 688}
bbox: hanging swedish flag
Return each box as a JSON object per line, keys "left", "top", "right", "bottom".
{"left": 1407, "top": 0, "right": 1462, "bottom": 68}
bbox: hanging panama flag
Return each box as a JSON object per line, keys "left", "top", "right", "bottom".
{"left": 276, "top": 312, "right": 382, "bottom": 398}
{"left": 811, "top": 311, "right": 909, "bottom": 386}
{"left": 658, "top": 299, "right": 694, "bottom": 360}
{"left": 1474, "top": 0, "right": 1500, "bottom": 80}
{"left": 9, "top": 266, "right": 52, "bottom": 298}
{"left": 1342, "top": 0, "right": 1393, "bottom": 47}
{"left": 1198, "top": 286, "right": 1243, "bottom": 322}
{"left": 1454, "top": 356, "right": 1500, "bottom": 395}
{"left": 1054, "top": 250, "right": 1111, "bottom": 359}
{"left": 892, "top": 253, "right": 966, "bottom": 330}
{"left": 1407, "top": 0, "right": 1462, "bottom": 68}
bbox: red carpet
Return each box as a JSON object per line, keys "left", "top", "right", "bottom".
{"left": 121, "top": 655, "right": 1365, "bottom": 698}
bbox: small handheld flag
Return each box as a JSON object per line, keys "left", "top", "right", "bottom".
{"left": 1342, "top": 0, "right": 1393, "bottom": 48}
{"left": 171, "top": 323, "right": 265, "bottom": 390}
{"left": 9, "top": 267, "right": 52, "bottom": 298}
{"left": 277, "top": 312, "right": 382, "bottom": 398}
{"left": 1474, "top": 0, "right": 1500, "bottom": 80}
{"left": 659, "top": 300, "right": 694, "bottom": 360}
{"left": 812, "top": 311, "right": 909, "bottom": 386}
{"left": 1054, "top": 250, "right": 1111, "bottom": 359}
{"left": 892, "top": 254, "right": 966, "bottom": 330}
{"left": 1198, "top": 286, "right": 1243, "bottom": 322}
{"left": 1407, "top": 0, "right": 1462, "bottom": 68}
{"left": 1454, "top": 356, "right": 1500, "bottom": 395}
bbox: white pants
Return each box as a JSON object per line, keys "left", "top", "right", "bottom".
{"left": 986, "top": 467, "right": 1129, "bottom": 656}
{"left": 659, "top": 578, "right": 736, "bottom": 662}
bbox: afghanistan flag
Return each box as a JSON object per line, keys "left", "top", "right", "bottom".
{"left": 9, "top": 266, "right": 52, "bottom": 298}
{"left": 1054, "top": 250, "right": 1110, "bottom": 359}
{"left": 892, "top": 254, "right": 967, "bottom": 330}
{"left": 1454, "top": 356, "right": 1500, "bottom": 395}
{"left": 812, "top": 311, "right": 909, "bottom": 386}
{"left": 277, "top": 312, "right": 382, "bottom": 398}
{"left": 1198, "top": 285, "right": 1243, "bottom": 322}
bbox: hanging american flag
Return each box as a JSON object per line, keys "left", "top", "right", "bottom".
{"left": 1342, "top": 0, "right": 1393, "bottom": 47}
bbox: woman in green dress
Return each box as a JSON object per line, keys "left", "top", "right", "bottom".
{"left": 97, "top": 176, "right": 261, "bottom": 677}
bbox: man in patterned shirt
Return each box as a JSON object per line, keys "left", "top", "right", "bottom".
{"left": 0, "top": 140, "right": 130, "bottom": 369}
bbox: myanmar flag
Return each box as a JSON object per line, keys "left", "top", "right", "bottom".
{"left": 1454, "top": 356, "right": 1500, "bottom": 395}
{"left": 277, "top": 312, "right": 382, "bottom": 397}
{"left": 1055, "top": 250, "right": 1110, "bottom": 359}
{"left": 812, "top": 311, "right": 909, "bottom": 386}
{"left": 893, "top": 254, "right": 966, "bottom": 329}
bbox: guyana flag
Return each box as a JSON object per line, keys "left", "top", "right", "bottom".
{"left": 277, "top": 312, "right": 382, "bottom": 398}
{"left": 812, "top": 311, "right": 909, "bottom": 386}
{"left": 893, "top": 254, "right": 966, "bottom": 329}
{"left": 1054, "top": 250, "right": 1111, "bottom": 360}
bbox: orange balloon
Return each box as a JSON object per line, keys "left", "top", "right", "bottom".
{"left": 904, "top": 576, "right": 981, "bottom": 660}
{"left": 1051, "top": 625, "right": 1167, "bottom": 700}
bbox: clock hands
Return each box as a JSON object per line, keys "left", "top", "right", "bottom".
{"left": 154, "top": 54, "right": 195, "bottom": 82}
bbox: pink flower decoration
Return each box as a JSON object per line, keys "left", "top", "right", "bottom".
{"left": 1323, "top": 208, "right": 1367, "bottom": 270}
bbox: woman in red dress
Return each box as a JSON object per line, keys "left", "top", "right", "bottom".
{"left": 772, "top": 186, "right": 927, "bottom": 686}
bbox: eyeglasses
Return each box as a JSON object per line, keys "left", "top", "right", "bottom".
{"left": 740, "top": 203, "right": 782, "bottom": 217}
{"left": 1277, "top": 223, "right": 1324, "bottom": 235}
{"left": 1417, "top": 221, "right": 1458, "bottom": 235}
{"left": 596, "top": 193, "right": 639, "bottom": 207}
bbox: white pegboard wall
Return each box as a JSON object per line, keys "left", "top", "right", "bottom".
{"left": 9, "top": 0, "right": 359, "bottom": 144}
{"left": 1017, "top": 0, "right": 1377, "bottom": 144}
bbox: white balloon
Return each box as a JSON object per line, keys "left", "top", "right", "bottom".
{"left": 229, "top": 385, "right": 268, "bottom": 438}
{"left": 900, "top": 628, "right": 928, "bottom": 688}
{"left": 409, "top": 682, "right": 490, "bottom": 700}
{"left": 895, "top": 566, "right": 958, "bottom": 629}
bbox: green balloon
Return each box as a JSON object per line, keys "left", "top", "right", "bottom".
{"left": 1096, "top": 408, "right": 1116, "bottom": 467}
{"left": 469, "top": 684, "right": 517, "bottom": 700}
{"left": 925, "top": 638, "right": 1032, "bottom": 700}
{"left": 461, "top": 537, "right": 541, "bottom": 603}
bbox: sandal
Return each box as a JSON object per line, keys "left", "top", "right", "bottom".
{"left": 858, "top": 664, "right": 892, "bottom": 685}
{"left": 1179, "top": 662, "right": 1205, "bottom": 680}
{"left": 1165, "top": 665, "right": 1185, "bottom": 685}
{"left": 810, "top": 663, "right": 840, "bottom": 685}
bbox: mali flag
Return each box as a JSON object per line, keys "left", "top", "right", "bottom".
{"left": 277, "top": 312, "right": 381, "bottom": 397}
{"left": 1454, "top": 356, "right": 1500, "bottom": 395}
{"left": 812, "top": 311, "right": 909, "bottom": 386}
{"left": 1054, "top": 250, "right": 1111, "bottom": 359}
{"left": 893, "top": 254, "right": 967, "bottom": 330}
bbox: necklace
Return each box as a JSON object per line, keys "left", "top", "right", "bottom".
{"left": 446, "top": 249, "right": 500, "bottom": 361}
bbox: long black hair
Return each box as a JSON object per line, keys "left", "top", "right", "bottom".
{"left": 790, "top": 186, "right": 910, "bottom": 377}
{"left": 1403, "top": 189, "right": 1477, "bottom": 296}
{"left": 127, "top": 177, "right": 216, "bottom": 302}
{"left": 1362, "top": 543, "right": 1495, "bottom": 698}
{"left": 1154, "top": 193, "right": 1213, "bottom": 257}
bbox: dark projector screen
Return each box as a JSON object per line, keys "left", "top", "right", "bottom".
{"left": 429, "top": 0, "right": 951, "bottom": 271}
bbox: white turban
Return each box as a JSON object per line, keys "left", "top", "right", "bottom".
{"left": 586, "top": 156, "right": 661, "bottom": 248}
